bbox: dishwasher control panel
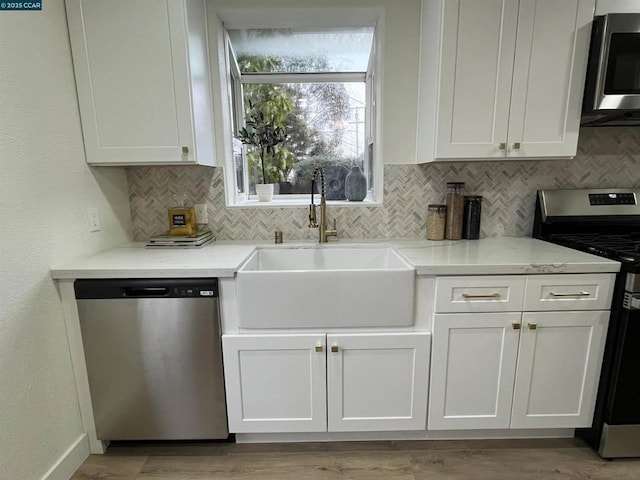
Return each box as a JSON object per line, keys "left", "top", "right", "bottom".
{"left": 75, "top": 278, "right": 219, "bottom": 299}
{"left": 174, "top": 287, "right": 216, "bottom": 297}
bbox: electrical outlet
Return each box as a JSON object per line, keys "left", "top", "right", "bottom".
{"left": 194, "top": 203, "right": 208, "bottom": 224}
{"left": 87, "top": 207, "right": 101, "bottom": 232}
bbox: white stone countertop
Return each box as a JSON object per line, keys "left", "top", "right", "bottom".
{"left": 50, "top": 242, "right": 257, "bottom": 279}
{"left": 50, "top": 237, "right": 620, "bottom": 279}
{"left": 393, "top": 237, "right": 621, "bottom": 275}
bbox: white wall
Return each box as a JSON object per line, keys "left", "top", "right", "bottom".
{"left": 0, "top": 1, "right": 132, "bottom": 478}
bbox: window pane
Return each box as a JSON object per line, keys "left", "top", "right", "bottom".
{"left": 240, "top": 81, "right": 366, "bottom": 197}
{"left": 228, "top": 28, "right": 374, "bottom": 73}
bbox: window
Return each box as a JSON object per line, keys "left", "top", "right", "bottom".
{"left": 221, "top": 16, "right": 380, "bottom": 205}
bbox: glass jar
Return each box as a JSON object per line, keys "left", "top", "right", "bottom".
{"left": 426, "top": 204, "right": 447, "bottom": 240}
{"left": 462, "top": 196, "right": 482, "bottom": 240}
{"left": 445, "top": 182, "right": 465, "bottom": 240}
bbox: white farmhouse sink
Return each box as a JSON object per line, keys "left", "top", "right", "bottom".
{"left": 236, "top": 246, "right": 415, "bottom": 328}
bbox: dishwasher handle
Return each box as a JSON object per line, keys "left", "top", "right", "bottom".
{"left": 123, "top": 287, "right": 169, "bottom": 297}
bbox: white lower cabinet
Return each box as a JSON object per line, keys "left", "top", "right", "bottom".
{"left": 429, "top": 312, "right": 521, "bottom": 430}
{"left": 429, "top": 275, "right": 611, "bottom": 431}
{"left": 222, "top": 334, "right": 326, "bottom": 433}
{"left": 327, "top": 333, "right": 431, "bottom": 432}
{"left": 511, "top": 311, "right": 609, "bottom": 429}
{"left": 223, "top": 332, "right": 431, "bottom": 433}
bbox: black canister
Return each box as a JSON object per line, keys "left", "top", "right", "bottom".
{"left": 462, "top": 196, "right": 482, "bottom": 240}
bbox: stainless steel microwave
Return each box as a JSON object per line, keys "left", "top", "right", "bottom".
{"left": 582, "top": 14, "right": 640, "bottom": 126}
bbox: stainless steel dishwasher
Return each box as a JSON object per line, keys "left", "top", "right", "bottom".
{"left": 74, "top": 278, "right": 228, "bottom": 441}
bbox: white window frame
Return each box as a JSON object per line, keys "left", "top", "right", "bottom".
{"left": 217, "top": 8, "right": 383, "bottom": 207}
{"left": 228, "top": 39, "right": 243, "bottom": 139}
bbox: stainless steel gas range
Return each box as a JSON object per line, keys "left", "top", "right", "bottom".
{"left": 533, "top": 188, "right": 640, "bottom": 458}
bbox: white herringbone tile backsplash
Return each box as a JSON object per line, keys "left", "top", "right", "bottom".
{"left": 128, "top": 127, "right": 639, "bottom": 241}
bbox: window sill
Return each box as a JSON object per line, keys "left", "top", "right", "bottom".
{"left": 228, "top": 196, "right": 382, "bottom": 208}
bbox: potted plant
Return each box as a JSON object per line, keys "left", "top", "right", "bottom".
{"left": 238, "top": 102, "right": 291, "bottom": 201}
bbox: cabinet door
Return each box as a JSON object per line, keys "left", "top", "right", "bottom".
{"left": 429, "top": 313, "right": 521, "bottom": 430}
{"left": 435, "top": 0, "right": 519, "bottom": 159}
{"left": 222, "top": 334, "right": 327, "bottom": 433}
{"left": 507, "top": 0, "right": 595, "bottom": 158}
{"left": 66, "top": 0, "right": 208, "bottom": 165}
{"left": 511, "top": 311, "right": 609, "bottom": 429}
{"left": 327, "top": 333, "right": 430, "bottom": 432}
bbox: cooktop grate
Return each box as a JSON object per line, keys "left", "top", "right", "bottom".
{"left": 549, "top": 233, "right": 640, "bottom": 264}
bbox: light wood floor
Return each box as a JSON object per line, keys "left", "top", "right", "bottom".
{"left": 71, "top": 437, "right": 640, "bottom": 479}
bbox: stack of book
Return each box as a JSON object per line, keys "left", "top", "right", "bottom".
{"left": 145, "top": 229, "right": 214, "bottom": 248}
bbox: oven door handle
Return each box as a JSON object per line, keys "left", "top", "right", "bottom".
{"left": 549, "top": 290, "right": 590, "bottom": 297}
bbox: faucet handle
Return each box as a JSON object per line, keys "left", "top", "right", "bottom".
{"left": 326, "top": 218, "right": 338, "bottom": 239}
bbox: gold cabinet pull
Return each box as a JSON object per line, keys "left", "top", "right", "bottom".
{"left": 499, "top": 143, "right": 506, "bottom": 150}
{"left": 181, "top": 146, "right": 189, "bottom": 154}
{"left": 462, "top": 293, "right": 502, "bottom": 299}
{"left": 549, "top": 291, "right": 590, "bottom": 297}
{"left": 512, "top": 322, "right": 521, "bottom": 330}
{"left": 315, "top": 343, "right": 323, "bottom": 353}
{"left": 513, "top": 142, "right": 521, "bottom": 149}
{"left": 331, "top": 345, "right": 339, "bottom": 353}
{"left": 528, "top": 322, "right": 537, "bottom": 330}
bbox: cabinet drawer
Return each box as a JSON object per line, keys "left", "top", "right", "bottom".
{"left": 435, "top": 276, "right": 526, "bottom": 313}
{"left": 524, "top": 274, "right": 615, "bottom": 311}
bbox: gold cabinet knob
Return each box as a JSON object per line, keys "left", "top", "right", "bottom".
{"left": 315, "top": 343, "right": 323, "bottom": 353}
{"left": 499, "top": 143, "right": 506, "bottom": 150}
{"left": 331, "top": 345, "right": 339, "bottom": 353}
{"left": 513, "top": 142, "right": 521, "bottom": 149}
{"left": 512, "top": 322, "right": 521, "bottom": 330}
{"left": 528, "top": 322, "right": 537, "bottom": 330}
{"left": 181, "top": 146, "right": 189, "bottom": 154}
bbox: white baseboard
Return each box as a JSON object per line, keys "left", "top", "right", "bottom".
{"left": 41, "top": 433, "right": 90, "bottom": 480}
{"left": 235, "top": 428, "right": 575, "bottom": 444}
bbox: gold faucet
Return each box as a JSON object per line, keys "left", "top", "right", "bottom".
{"left": 309, "top": 167, "right": 338, "bottom": 243}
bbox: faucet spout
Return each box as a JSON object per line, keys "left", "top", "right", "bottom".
{"left": 309, "top": 167, "right": 338, "bottom": 243}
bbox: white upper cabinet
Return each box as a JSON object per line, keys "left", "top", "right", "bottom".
{"left": 416, "top": 0, "right": 595, "bottom": 162}
{"left": 66, "top": 0, "right": 216, "bottom": 166}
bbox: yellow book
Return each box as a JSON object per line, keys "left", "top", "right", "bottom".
{"left": 167, "top": 206, "right": 196, "bottom": 236}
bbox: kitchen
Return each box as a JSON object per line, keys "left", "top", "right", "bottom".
{"left": 1, "top": 1, "right": 639, "bottom": 480}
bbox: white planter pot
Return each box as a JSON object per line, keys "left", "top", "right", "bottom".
{"left": 256, "top": 183, "right": 274, "bottom": 202}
